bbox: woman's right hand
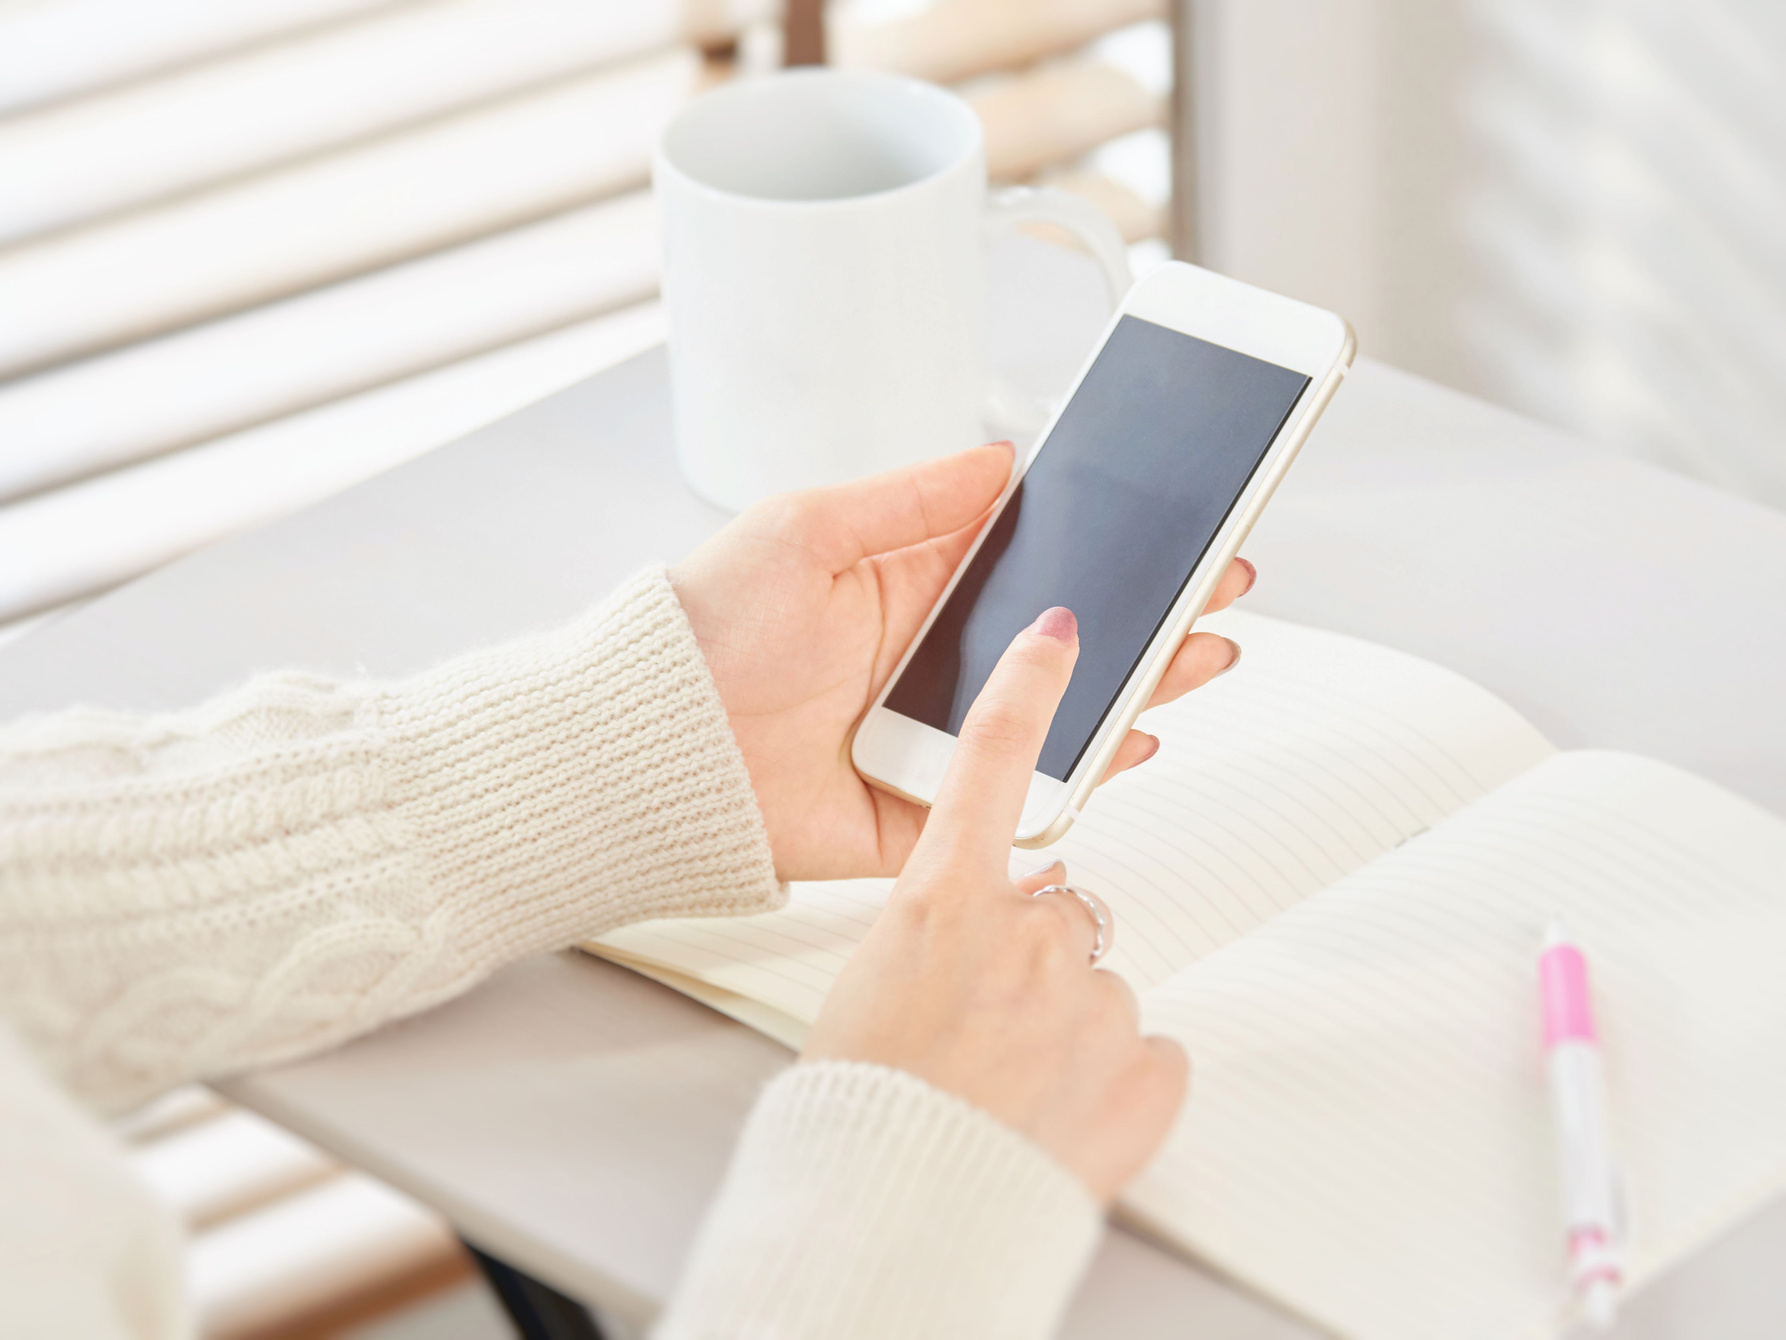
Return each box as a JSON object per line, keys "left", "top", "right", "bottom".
{"left": 802, "top": 605, "right": 1189, "bottom": 1203}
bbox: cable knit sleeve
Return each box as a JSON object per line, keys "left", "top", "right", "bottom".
{"left": 0, "top": 567, "right": 784, "bottom": 1114}
{"left": 659, "top": 1060, "right": 1106, "bottom": 1340}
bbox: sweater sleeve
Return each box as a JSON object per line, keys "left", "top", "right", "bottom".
{"left": 658, "top": 1061, "right": 1106, "bottom": 1340}
{"left": 0, "top": 567, "right": 783, "bottom": 1114}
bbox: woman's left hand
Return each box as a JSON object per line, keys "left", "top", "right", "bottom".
{"left": 671, "top": 442, "right": 1254, "bottom": 882}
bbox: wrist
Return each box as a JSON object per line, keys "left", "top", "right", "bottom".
{"left": 383, "top": 567, "right": 785, "bottom": 950}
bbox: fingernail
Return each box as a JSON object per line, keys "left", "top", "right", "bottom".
{"left": 1237, "top": 557, "right": 1258, "bottom": 596}
{"left": 1021, "top": 857, "right": 1065, "bottom": 879}
{"left": 1141, "top": 733, "right": 1161, "bottom": 762}
{"left": 1029, "top": 606, "right": 1077, "bottom": 642}
{"left": 1216, "top": 638, "right": 1242, "bottom": 676}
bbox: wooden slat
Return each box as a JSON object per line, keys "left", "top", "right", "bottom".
{"left": 784, "top": 0, "right": 826, "bottom": 65}
{"left": 0, "top": 48, "right": 702, "bottom": 380}
{"left": 1037, "top": 169, "right": 1165, "bottom": 242}
{"left": 113, "top": 1090, "right": 480, "bottom": 1338}
{"left": 189, "top": 1173, "right": 467, "bottom": 1339}
{"left": 973, "top": 56, "right": 1165, "bottom": 181}
{"left": 0, "top": 0, "right": 772, "bottom": 247}
{"left": 131, "top": 1109, "right": 342, "bottom": 1231}
{"left": 1169, "top": 0, "right": 1198, "bottom": 260}
{"left": 111, "top": 1085, "right": 232, "bottom": 1145}
{"left": 0, "top": 0, "right": 399, "bottom": 117}
{"left": 831, "top": 0, "right": 1164, "bottom": 85}
{"left": 0, "top": 191, "right": 659, "bottom": 503}
{"left": 0, "top": 301, "right": 666, "bottom": 620}
{"left": 231, "top": 1250, "right": 476, "bottom": 1340}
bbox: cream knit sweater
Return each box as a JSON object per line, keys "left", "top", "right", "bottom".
{"left": 0, "top": 568, "right": 1102, "bottom": 1339}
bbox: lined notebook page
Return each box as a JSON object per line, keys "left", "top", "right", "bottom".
{"left": 1128, "top": 751, "right": 1786, "bottom": 1340}
{"left": 1041, "top": 606, "right": 1552, "bottom": 989}
{"left": 592, "top": 607, "right": 1554, "bottom": 1018}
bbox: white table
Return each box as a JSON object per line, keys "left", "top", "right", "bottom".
{"left": 4, "top": 246, "right": 1784, "bottom": 1338}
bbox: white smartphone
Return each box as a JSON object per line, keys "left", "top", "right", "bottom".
{"left": 850, "top": 260, "right": 1355, "bottom": 848}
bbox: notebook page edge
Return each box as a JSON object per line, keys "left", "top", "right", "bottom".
{"left": 581, "top": 944, "right": 811, "bottom": 1051}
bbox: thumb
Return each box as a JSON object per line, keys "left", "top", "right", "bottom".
{"left": 911, "top": 607, "right": 1079, "bottom": 879}
{"left": 793, "top": 442, "right": 1015, "bottom": 574}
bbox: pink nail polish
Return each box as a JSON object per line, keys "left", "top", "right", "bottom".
{"left": 1030, "top": 607, "right": 1077, "bottom": 642}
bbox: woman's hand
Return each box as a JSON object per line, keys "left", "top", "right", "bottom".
{"left": 672, "top": 443, "right": 1254, "bottom": 882}
{"left": 803, "top": 607, "right": 1187, "bottom": 1202}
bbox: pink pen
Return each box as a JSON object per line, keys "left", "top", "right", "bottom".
{"left": 1540, "top": 921, "right": 1623, "bottom": 1329}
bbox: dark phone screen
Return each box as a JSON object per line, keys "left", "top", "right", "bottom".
{"left": 883, "top": 315, "right": 1310, "bottom": 780}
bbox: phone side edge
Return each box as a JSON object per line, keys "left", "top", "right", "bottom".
{"left": 1014, "top": 318, "right": 1356, "bottom": 848}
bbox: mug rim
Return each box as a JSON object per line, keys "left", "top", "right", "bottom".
{"left": 655, "top": 67, "right": 985, "bottom": 211}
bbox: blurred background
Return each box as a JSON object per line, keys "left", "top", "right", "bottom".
{"left": 0, "top": 0, "right": 1781, "bottom": 1335}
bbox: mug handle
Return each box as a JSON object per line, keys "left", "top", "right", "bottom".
{"left": 981, "top": 185, "right": 1134, "bottom": 436}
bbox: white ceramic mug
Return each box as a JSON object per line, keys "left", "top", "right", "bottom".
{"left": 656, "top": 68, "right": 1133, "bottom": 512}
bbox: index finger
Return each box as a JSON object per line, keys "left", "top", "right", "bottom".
{"left": 911, "top": 607, "right": 1079, "bottom": 879}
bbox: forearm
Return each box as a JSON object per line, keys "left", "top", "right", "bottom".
{"left": 0, "top": 568, "right": 783, "bottom": 1113}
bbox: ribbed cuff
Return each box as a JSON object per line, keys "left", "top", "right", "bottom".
{"left": 382, "top": 567, "right": 784, "bottom": 956}
{"left": 659, "top": 1061, "right": 1105, "bottom": 1340}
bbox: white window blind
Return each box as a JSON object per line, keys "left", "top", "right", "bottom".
{"left": 0, "top": 0, "right": 1177, "bottom": 632}
{"left": 0, "top": 0, "right": 770, "bottom": 628}
{"left": 1461, "top": 0, "right": 1786, "bottom": 507}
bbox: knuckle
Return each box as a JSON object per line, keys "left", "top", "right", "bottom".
{"left": 1013, "top": 859, "right": 1066, "bottom": 892}
{"left": 1041, "top": 893, "right": 1083, "bottom": 937}
{"left": 1093, "top": 970, "right": 1139, "bottom": 1023}
{"left": 959, "top": 698, "right": 1035, "bottom": 755}
{"left": 1018, "top": 902, "right": 1074, "bottom": 965}
{"left": 1017, "top": 901, "right": 1060, "bottom": 944}
{"left": 891, "top": 886, "right": 963, "bottom": 938}
{"left": 1007, "top": 635, "right": 1068, "bottom": 676}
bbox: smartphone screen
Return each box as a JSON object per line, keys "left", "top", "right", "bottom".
{"left": 883, "top": 314, "right": 1311, "bottom": 781}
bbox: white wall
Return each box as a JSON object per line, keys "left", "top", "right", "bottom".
{"left": 1186, "top": 0, "right": 1474, "bottom": 391}
{"left": 1183, "top": 0, "right": 1786, "bottom": 510}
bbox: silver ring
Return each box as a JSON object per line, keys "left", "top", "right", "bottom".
{"left": 1032, "top": 884, "right": 1113, "bottom": 964}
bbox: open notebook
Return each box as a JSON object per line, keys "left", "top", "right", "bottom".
{"left": 588, "top": 608, "right": 1786, "bottom": 1340}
